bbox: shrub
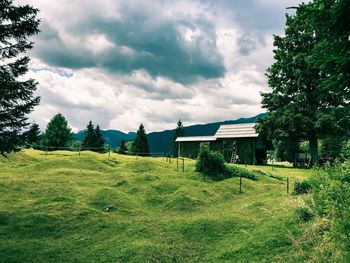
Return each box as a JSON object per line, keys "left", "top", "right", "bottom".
{"left": 195, "top": 144, "right": 230, "bottom": 180}
{"left": 228, "top": 165, "right": 259, "bottom": 181}
{"left": 294, "top": 180, "right": 312, "bottom": 194}
{"left": 296, "top": 207, "right": 315, "bottom": 222}
{"left": 310, "top": 161, "right": 350, "bottom": 252}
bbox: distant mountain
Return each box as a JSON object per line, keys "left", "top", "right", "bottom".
{"left": 74, "top": 130, "right": 136, "bottom": 148}
{"left": 74, "top": 113, "right": 267, "bottom": 152}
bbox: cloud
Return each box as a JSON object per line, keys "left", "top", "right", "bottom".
{"left": 13, "top": 0, "right": 307, "bottom": 133}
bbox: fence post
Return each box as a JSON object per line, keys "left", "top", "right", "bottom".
{"left": 79, "top": 147, "right": 81, "bottom": 156}
{"left": 239, "top": 175, "right": 242, "bottom": 193}
{"left": 287, "top": 177, "right": 289, "bottom": 194}
{"left": 45, "top": 147, "right": 48, "bottom": 156}
{"left": 176, "top": 157, "right": 179, "bottom": 171}
{"left": 136, "top": 153, "right": 138, "bottom": 160}
{"left": 182, "top": 158, "right": 184, "bottom": 172}
{"left": 108, "top": 148, "right": 111, "bottom": 158}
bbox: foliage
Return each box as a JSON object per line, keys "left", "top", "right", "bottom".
{"left": 228, "top": 165, "right": 259, "bottom": 181}
{"left": 321, "top": 136, "right": 347, "bottom": 161}
{"left": 132, "top": 123, "right": 149, "bottom": 156}
{"left": 294, "top": 180, "right": 312, "bottom": 194}
{"left": 82, "top": 121, "right": 105, "bottom": 152}
{"left": 296, "top": 207, "right": 315, "bottom": 222}
{"left": 173, "top": 119, "right": 184, "bottom": 157}
{"left": 42, "top": 113, "right": 72, "bottom": 149}
{"left": 0, "top": 0, "right": 40, "bottom": 154}
{"left": 258, "top": 1, "right": 350, "bottom": 165}
{"left": 310, "top": 161, "right": 350, "bottom": 253}
{"left": 82, "top": 121, "right": 95, "bottom": 149}
{"left": 117, "top": 139, "right": 127, "bottom": 154}
{"left": 94, "top": 125, "right": 105, "bottom": 152}
{"left": 23, "top": 123, "right": 42, "bottom": 147}
{"left": 195, "top": 144, "right": 229, "bottom": 180}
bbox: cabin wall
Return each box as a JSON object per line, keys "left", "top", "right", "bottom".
{"left": 178, "top": 137, "right": 267, "bottom": 165}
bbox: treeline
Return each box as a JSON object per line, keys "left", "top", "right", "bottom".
{"left": 22, "top": 113, "right": 185, "bottom": 155}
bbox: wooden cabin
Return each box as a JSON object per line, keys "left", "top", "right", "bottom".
{"left": 175, "top": 123, "right": 267, "bottom": 165}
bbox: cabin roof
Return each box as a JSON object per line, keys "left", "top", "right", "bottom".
{"left": 175, "top": 123, "right": 259, "bottom": 142}
{"left": 175, "top": 136, "right": 216, "bottom": 142}
{"left": 214, "top": 123, "right": 258, "bottom": 138}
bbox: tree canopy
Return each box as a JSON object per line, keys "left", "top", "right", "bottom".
{"left": 132, "top": 123, "right": 149, "bottom": 156}
{"left": 258, "top": 1, "right": 350, "bottom": 164}
{"left": 0, "top": 0, "right": 40, "bottom": 154}
{"left": 42, "top": 113, "right": 72, "bottom": 149}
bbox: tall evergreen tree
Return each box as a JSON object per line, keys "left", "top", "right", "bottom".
{"left": 0, "top": 0, "right": 40, "bottom": 154}
{"left": 258, "top": 4, "right": 349, "bottom": 165}
{"left": 94, "top": 125, "right": 105, "bottom": 152}
{"left": 132, "top": 123, "right": 149, "bottom": 156}
{"left": 24, "top": 123, "right": 41, "bottom": 146}
{"left": 173, "top": 120, "right": 184, "bottom": 157}
{"left": 118, "top": 139, "right": 127, "bottom": 154}
{"left": 42, "top": 113, "right": 72, "bottom": 149}
{"left": 82, "top": 121, "right": 95, "bottom": 149}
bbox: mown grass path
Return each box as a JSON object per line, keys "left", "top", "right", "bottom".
{"left": 0, "top": 150, "right": 312, "bottom": 262}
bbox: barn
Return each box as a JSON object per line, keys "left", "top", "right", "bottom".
{"left": 175, "top": 123, "right": 267, "bottom": 165}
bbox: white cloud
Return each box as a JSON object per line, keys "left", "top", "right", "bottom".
{"left": 14, "top": 0, "right": 306, "bottom": 133}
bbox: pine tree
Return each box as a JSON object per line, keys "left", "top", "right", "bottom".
{"left": 118, "top": 139, "right": 127, "bottom": 154}
{"left": 42, "top": 113, "right": 72, "bottom": 149}
{"left": 94, "top": 125, "right": 105, "bottom": 152}
{"left": 82, "top": 121, "right": 95, "bottom": 149}
{"left": 24, "top": 123, "right": 41, "bottom": 146}
{"left": 173, "top": 120, "right": 184, "bottom": 157}
{"left": 132, "top": 123, "right": 149, "bottom": 156}
{"left": 0, "top": 0, "right": 40, "bottom": 154}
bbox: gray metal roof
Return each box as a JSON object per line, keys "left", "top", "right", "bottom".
{"left": 175, "top": 136, "right": 216, "bottom": 142}
{"left": 214, "top": 123, "right": 258, "bottom": 138}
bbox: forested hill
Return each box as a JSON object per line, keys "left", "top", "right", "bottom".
{"left": 74, "top": 113, "right": 267, "bottom": 152}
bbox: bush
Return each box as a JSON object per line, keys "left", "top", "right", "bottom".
{"left": 294, "top": 180, "right": 312, "bottom": 194}
{"left": 296, "top": 207, "right": 315, "bottom": 222}
{"left": 195, "top": 144, "right": 230, "bottom": 180}
{"left": 310, "top": 161, "right": 350, "bottom": 252}
{"left": 228, "top": 165, "right": 259, "bottom": 181}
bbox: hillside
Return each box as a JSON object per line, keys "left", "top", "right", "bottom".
{"left": 74, "top": 113, "right": 267, "bottom": 151}
{"left": 0, "top": 149, "right": 319, "bottom": 262}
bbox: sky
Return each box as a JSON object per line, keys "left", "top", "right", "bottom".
{"left": 18, "top": 0, "right": 303, "bottom": 133}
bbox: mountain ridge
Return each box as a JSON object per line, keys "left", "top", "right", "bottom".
{"left": 74, "top": 113, "right": 267, "bottom": 152}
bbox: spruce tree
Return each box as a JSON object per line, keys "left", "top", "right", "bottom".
{"left": 173, "top": 120, "right": 184, "bottom": 157}
{"left": 118, "top": 139, "right": 127, "bottom": 154}
{"left": 94, "top": 125, "right": 105, "bottom": 152}
{"left": 82, "top": 121, "right": 95, "bottom": 149}
{"left": 132, "top": 123, "right": 149, "bottom": 156}
{"left": 0, "top": 0, "right": 40, "bottom": 154}
{"left": 42, "top": 113, "right": 72, "bottom": 149}
{"left": 24, "top": 123, "right": 41, "bottom": 146}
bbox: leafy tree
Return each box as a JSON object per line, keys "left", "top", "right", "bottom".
{"left": 94, "top": 125, "right": 105, "bottom": 152}
{"left": 0, "top": 0, "right": 40, "bottom": 154}
{"left": 82, "top": 121, "right": 95, "bottom": 149}
{"left": 321, "top": 136, "right": 347, "bottom": 161}
{"left": 307, "top": 0, "right": 350, "bottom": 110}
{"left": 132, "top": 123, "right": 149, "bottom": 156}
{"left": 24, "top": 123, "right": 41, "bottom": 146}
{"left": 259, "top": 4, "right": 349, "bottom": 165}
{"left": 42, "top": 113, "right": 72, "bottom": 149}
{"left": 173, "top": 120, "right": 184, "bottom": 157}
{"left": 118, "top": 139, "right": 127, "bottom": 154}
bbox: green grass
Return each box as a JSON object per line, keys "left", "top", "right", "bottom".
{"left": 0, "top": 150, "right": 314, "bottom": 262}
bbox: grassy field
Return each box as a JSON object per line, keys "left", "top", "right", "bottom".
{"left": 0, "top": 150, "right": 315, "bottom": 262}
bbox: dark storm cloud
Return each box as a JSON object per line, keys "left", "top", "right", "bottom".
{"left": 33, "top": 7, "right": 226, "bottom": 84}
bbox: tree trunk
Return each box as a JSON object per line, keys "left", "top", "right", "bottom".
{"left": 309, "top": 134, "right": 319, "bottom": 166}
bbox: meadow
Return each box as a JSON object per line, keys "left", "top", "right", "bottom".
{"left": 0, "top": 150, "right": 316, "bottom": 262}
